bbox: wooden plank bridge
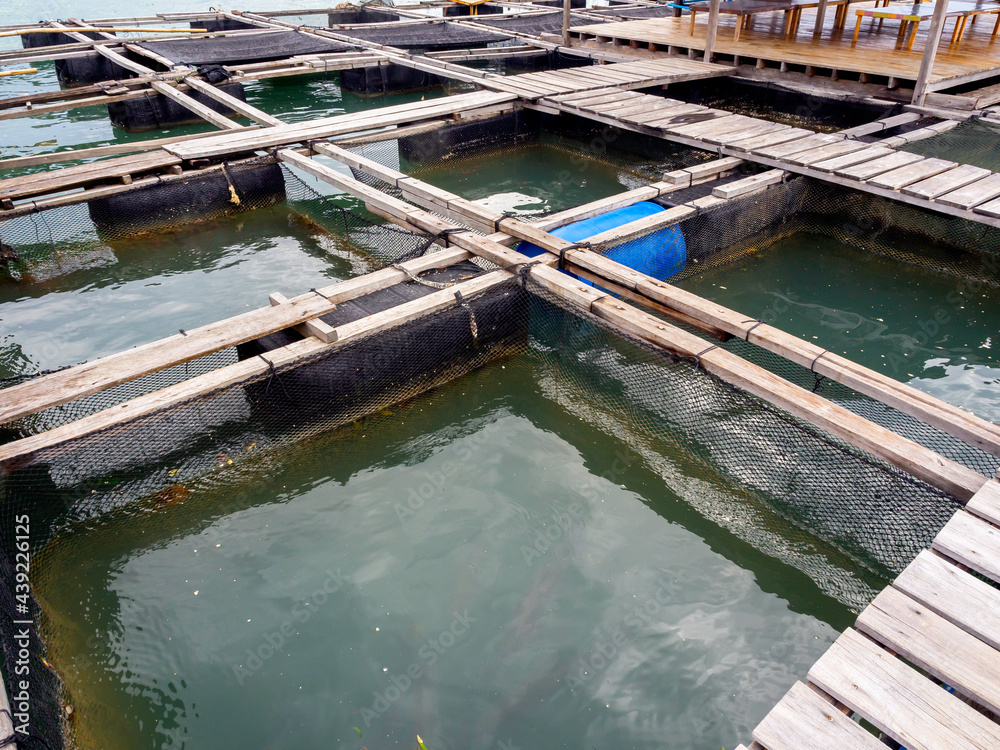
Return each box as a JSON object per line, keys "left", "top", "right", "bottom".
{"left": 746, "top": 476, "right": 1000, "bottom": 750}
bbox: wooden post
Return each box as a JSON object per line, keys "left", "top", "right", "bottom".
{"left": 704, "top": 0, "right": 722, "bottom": 63}
{"left": 562, "top": 0, "right": 572, "bottom": 47}
{"left": 813, "top": 0, "right": 830, "bottom": 35}
{"left": 912, "top": 0, "right": 950, "bottom": 105}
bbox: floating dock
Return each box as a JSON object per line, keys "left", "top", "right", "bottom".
{"left": 1, "top": 4, "right": 999, "bottom": 749}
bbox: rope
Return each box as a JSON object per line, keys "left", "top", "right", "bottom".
{"left": 220, "top": 163, "right": 241, "bottom": 205}
{"left": 690, "top": 343, "right": 720, "bottom": 376}
{"left": 392, "top": 263, "right": 454, "bottom": 289}
{"left": 454, "top": 290, "right": 478, "bottom": 344}
{"left": 257, "top": 354, "right": 294, "bottom": 403}
{"left": 557, "top": 240, "right": 592, "bottom": 271}
{"left": 809, "top": 349, "right": 831, "bottom": 392}
{"left": 492, "top": 210, "right": 519, "bottom": 233}
{"left": 740, "top": 318, "right": 768, "bottom": 341}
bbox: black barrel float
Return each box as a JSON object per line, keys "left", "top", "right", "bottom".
{"left": 107, "top": 81, "right": 248, "bottom": 131}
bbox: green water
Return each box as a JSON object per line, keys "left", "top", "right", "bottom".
{"left": 1, "top": 4, "right": 994, "bottom": 749}
{"left": 680, "top": 233, "right": 1000, "bottom": 424}
{"left": 34, "top": 364, "right": 845, "bottom": 750}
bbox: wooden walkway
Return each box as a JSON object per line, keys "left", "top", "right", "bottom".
{"left": 536, "top": 87, "right": 1000, "bottom": 224}
{"left": 748, "top": 476, "right": 1000, "bottom": 750}
{"left": 569, "top": 0, "right": 1000, "bottom": 92}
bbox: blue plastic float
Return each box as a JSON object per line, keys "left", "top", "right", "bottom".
{"left": 517, "top": 201, "right": 686, "bottom": 282}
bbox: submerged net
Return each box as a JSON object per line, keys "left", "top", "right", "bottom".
{"left": 135, "top": 30, "right": 357, "bottom": 66}
{"left": 0, "top": 156, "right": 429, "bottom": 284}
{"left": 0, "top": 114, "right": 994, "bottom": 748}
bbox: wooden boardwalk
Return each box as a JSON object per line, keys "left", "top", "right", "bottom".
{"left": 748, "top": 477, "right": 1000, "bottom": 750}
{"left": 569, "top": 0, "right": 1000, "bottom": 92}
{"left": 536, "top": 87, "right": 1000, "bottom": 224}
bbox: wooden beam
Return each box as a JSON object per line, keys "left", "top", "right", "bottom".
{"left": 703, "top": 0, "right": 722, "bottom": 63}
{"left": 0, "top": 248, "right": 472, "bottom": 428}
{"left": 912, "top": 0, "right": 951, "bottom": 106}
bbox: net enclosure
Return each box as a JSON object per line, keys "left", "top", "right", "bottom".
{"left": 134, "top": 30, "right": 358, "bottom": 67}
{"left": 0, "top": 115, "right": 997, "bottom": 749}
{"left": 332, "top": 21, "right": 512, "bottom": 50}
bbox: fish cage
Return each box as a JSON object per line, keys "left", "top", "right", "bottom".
{"left": 0, "top": 107, "right": 997, "bottom": 750}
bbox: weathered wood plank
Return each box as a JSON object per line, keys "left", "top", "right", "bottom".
{"left": 809, "top": 627, "right": 1000, "bottom": 750}
{"left": 788, "top": 139, "right": 870, "bottom": 167}
{"left": 836, "top": 151, "right": 926, "bottom": 181}
{"left": 936, "top": 173, "right": 1000, "bottom": 210}
{"left": 753, "top": 133, "right": 842, "bottom": 159}
{"left": 856, "top": 585, "right": 1000, "bottom": 715}
{"left": 894, "top": 550, "right": 1000, "bottom": 652}
{"left": 932, "top": 509, "right": 1000, "bottom": 582}
{"left": 0, "top": 151, "right": 182, "bottom": 201}
{"left": 809, "top": 145, "right": 895, "bottom": 173}
{"left": 753, "top": 681, "right": 886, "bottom": 750}
{"left": 966, "top": 478, "right": 1000, "bottom": 526}
{"left": 866, "top": 159, "right": 956, "bottom": 191}
{"left": 711, "top": 169, "right": 785, "bottom": 198}
{"left": 901, "top": 164, "right": 993, "bottom": 200}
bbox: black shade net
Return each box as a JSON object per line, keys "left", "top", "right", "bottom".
{"left": 135, "top": 30, "right": 357, "bottom": 67}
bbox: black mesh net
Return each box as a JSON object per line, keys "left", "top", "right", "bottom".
{"left": 663, "top": 78, "right": 897, "bottom": 133}
{"left": 135, "top": 30, "right": 357, "bottom": 67}
{"left": 470, "top": 12, "right": 610, "bottom": 35}
{"left": 0, "top": 156, "right": 430, "bottom": 284}
{"left": 898, "top": 118, "right": 1000, "bottom": 172}
{"left": 0, "top": 113, "right": 993, "bottom": 749}
{"left": 592, "top": 6, "right": 682, "bottom": 18}
{"left": 333, "top": 21, "right": 511, "bottom": 50}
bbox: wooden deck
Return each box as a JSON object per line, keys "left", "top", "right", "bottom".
{"left": 536, "top": 87, "right": 1000, "bottom": 224}
{"left": 569, "top": 0, "right": 1000, "bottom": 91}
{"left": 750, "top": 477, "right": 1000, "bottom": 750}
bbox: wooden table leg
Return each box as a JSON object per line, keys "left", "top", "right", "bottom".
{"left": 993, "top": 11, "right": 1000, "bottom": 39}
{"left": 905, "top": 19, "right": 919, "bottom": 50}
{"left": 690, "top": 9, "right": 697, "bottom": 35}
{"left": 734, "top": 14, "right": 742, "bottom": 41}
{"left": 852, "top": 13, "right": 863, "bottom": 43}
{"left": 958, "top": 15, "right": 968, "bottom": 43}
{"left": 951, "top": 16, "right": 962, "bottom": 43}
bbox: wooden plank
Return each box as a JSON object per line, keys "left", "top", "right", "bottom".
{"left": 712, "top": 120, "right": 788, "bottom": 146}
{"left": 868, "top": 158, "right": 958, "bottom": 191}
{"left": 579, "top": 291, "right": 984, "bottom": 500}
{"left": 563, "top": 252, "right": 1000, "bottom": 463}
{"left": 836, "top": 151, "right": 926, "bottom": 181}
{"left": 933, "top": 509, "right": 1000, "bottom": 582}
{"left": 0, "top": 151, "right": 182, "bottom": 201}
{"left": 788, "top": 139, "right": 870, "bottom": 167}
{"left": 809, "top": 627, "right": 1000, "bottom": 750}
{"left": 809, "top": 145, "right": 896, "bottom": 173}
{"left": 966, "top": 478, "right": 1000, "bottom": 526}
{"left": 711, "top": 169, "right": 785, "bottom": 199}
{"left": 0, "top": 247, "right": 472, "bottom": 428}
{"left": 663, "top": 156, "right": 744, "bottom": 184}
{"left": 148, "top": 80, "right": 243, "bottom": 130}
{"left": 937, "top": 173, "right": 1000, "bottom": 210}
{"left": 856, "top": 585, "right": 1000, "bottom": 715}
{"left": 0, "top": 271, "right": 512, "bottom": 465}
{"left": 581, "top": 205, "right": 697, "bottom": 249}
{"left": 167, "top": 91, "right": 518, "bottom": 160}
{"left": 752, "top": 133, "right": 842, "bottom": 160}
{"left": 894, "top": 550, "right": 1000, "bottom": 652}
{"left": 726, "top": 127, "right": 812, "bottom": 152}
{"left": 753, "top": 681, "right": 886, "bottom": 750}
{"left": 976, "top": 195, "right": 1000, "bottom": 219}
{"left": 182, "top": 76, "right": 284, "bottom": 127}
{"left": 902, "top": 164, "right": 994, "bottom": 201}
